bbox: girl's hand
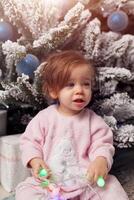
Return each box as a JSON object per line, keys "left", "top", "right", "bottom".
{"left": 28, "top": 157, "right": 51, "bottom": 180}
{"left": 86, "top": 156, "right": 108, "bottom": 185}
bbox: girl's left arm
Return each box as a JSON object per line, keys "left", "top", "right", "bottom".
{"left": 88, "top": 110, "right": 115, "bottom": 171}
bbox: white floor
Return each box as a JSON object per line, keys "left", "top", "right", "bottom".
{"left": 0, "top": 185, "right": 11, "bottom": 199}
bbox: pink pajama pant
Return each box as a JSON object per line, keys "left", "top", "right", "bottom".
{"left": 15, "top": 175, "right": 128, "bottom": 200}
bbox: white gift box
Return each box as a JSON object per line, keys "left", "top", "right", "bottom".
{"left": 0, "top": 134, "right": 31, "bottom": 192}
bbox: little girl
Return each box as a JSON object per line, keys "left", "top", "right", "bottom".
{"left": 16, "top": 50, "right": 128, "bottom": 200}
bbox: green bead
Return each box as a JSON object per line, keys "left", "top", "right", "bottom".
{"left": 97, "top": 176, "right": 105, "bottom": 187}
{"left": 41, "top": 180, "right": 49, "bottom": 187}
{"left": 39, "top": 168, "right": 48, "bottom": 177}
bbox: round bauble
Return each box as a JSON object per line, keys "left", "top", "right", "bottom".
{"left": 16, "top": 54, "right": 40, "bottom": 78}
{"left": 0, "top": 21, "right": 14, "bottom": 42}
{"left": 107, "top": 10, "right": 129, "bottom": 32}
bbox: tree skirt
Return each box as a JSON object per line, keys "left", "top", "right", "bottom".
{"left": 115, "top": 168, "right": 134, "bottom": 200}
{"left": 3, "top": 168, "right": 134, "bottom": 200}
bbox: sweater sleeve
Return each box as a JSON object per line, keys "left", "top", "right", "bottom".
{"left": 20, "top": 111, "right": 46, "bottom": 167}
{"left": 88, "top": 110, "right": 115, "bottom": 171}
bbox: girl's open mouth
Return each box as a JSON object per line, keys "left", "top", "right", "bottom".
{"left": 73, "top": 99, "right": 85, "bottom": 107}
{"left": 74, "top": 99, "right": 84, "bottom": 103}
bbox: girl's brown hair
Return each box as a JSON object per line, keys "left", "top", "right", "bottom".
{"left": 41, "top": 50, "right": 95, "bottom": 99}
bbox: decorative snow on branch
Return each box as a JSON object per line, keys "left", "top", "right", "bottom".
{"left": 0, "top": 74, "right": 45, "bottom": 108}
{"left": 2, "top": 40, "right": 26, "bottom": 67}
{"left": 98, "top": 67, "right": 133, "bottom": 81}
{"left": 2, "top": 40, "right": 26, "bottom": 81}
{"left": 1, "top": 0, "right": 58, "bottom": 39}
{"left": 114, "top": 125, "right": 134, "bottom": 148}
{"left": 96, "top": 93, "right": 134, "bottom": 122}
{"left": 33, "top": 3, "right": 91, "bottom": 53}
{"left": 81, "top": 18, "right": 101, "bottom": 60}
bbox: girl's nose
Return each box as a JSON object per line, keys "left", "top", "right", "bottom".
{"left": 75, "top": 84, "right": 83, "bottom": 94}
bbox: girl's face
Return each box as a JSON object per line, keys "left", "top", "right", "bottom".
{"left": 51, "top": 64, "right": 93, "bottom": 116}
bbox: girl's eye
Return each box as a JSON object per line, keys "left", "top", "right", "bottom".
{"left": 66, "top": 82, "right": 74, "bottom": 87}
{"left": 84, "top": 82, "right": 90, "bottom": 86}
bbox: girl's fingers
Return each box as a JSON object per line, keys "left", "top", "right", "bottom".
{"left": 41, "top": 160, "right": 50, "bottom": 169}
{"left": 103, "top": 173, "right": 107, "bottom": 180}
{"left": 33, "top": 168, "right": 40, "bottom": 178}
{"left": 94, "top": 173, "right": 100, "bottom": 183}
{"left": 33, "top": 164, "right": 44, "bottom": 178}
{"left": 40, "top": 163, "right": 51, "bottom": 174}
{"left": 38, "top": 164, "right": 52, "bottom": 179}
{"left": 86, "top": 171, "right": 94, "bottom": 184}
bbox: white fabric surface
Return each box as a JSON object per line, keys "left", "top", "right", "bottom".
{"left": 0, "top": 134, "right": 31, "bottom": 192}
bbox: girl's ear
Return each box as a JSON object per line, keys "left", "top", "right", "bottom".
{"left": 49, "top": 90, "right": 58, "bottom": 99}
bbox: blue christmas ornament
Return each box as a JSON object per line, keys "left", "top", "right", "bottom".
{"left": 107, "top": 10, "right": 129, "bottom": 32}
{"left": 0, "top": 21, "right": 14, "bottom": 42}
{"left": 16, "top": 54, "right": 40, "bottom": 78}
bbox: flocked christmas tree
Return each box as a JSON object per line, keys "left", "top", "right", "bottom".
{"left": 0, "top": 0, "right": 134, "bottom": 147}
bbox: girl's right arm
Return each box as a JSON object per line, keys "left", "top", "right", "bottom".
{"left": 20, "top": 112, "right": 48, "bottom": 177}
